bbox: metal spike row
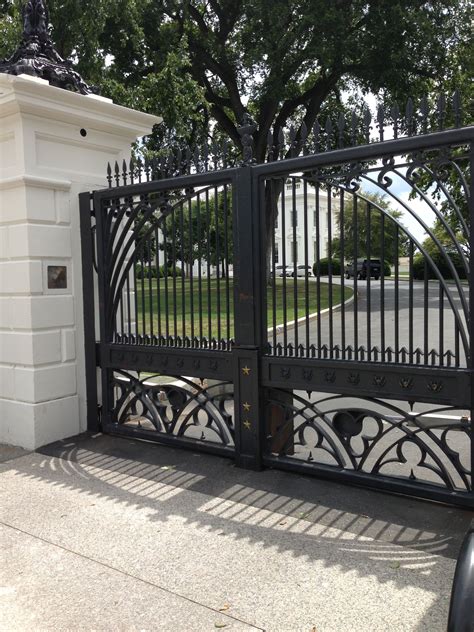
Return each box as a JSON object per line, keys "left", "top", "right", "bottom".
{"left": 405, "top": 97, "right": 414, "bottom": 136}
{"left": 300, "top": 121, "right": 308, "bottom": 154}
{"left": 324, "top": 116, "right": 333, "bottom": 150}
{"left": 363, "top": 108, "right": 371, "bottom": 143}
{"left": 337, "top": 112, "right": 345, "bottom": 148}
{"left": 122, "top": 159, "right": 127, "bottom": 186}
{"left": 278, "top": 128, "right": 285, "bottom": 159}
{"left": 437, "top": 93, "right": 446, "bottom": 131}
{"left": 391, "top": 103, "right": 400, "bottom": 139}
{"left": 106, "top": 162, "right": 112, "bottom": 188}
{"left": 350, "top": 111, "right": 358, "bottom": 146}
{"left": 376, "top": 104, "right": 384, "bottom": 141}
{"left": 312, "top": 120, "right": 321, "bottom": 153}
{"left": 288, "top": 125, "right": 297, "bottom": 157}
{"left": 266, "top": 129, "right": 274, "bottom": 162}
{"left": 453, "top": 89, "right": 462, "bottom": 127}
{"left": 420, "top": 95, "right": 429, "bottom": 134}
{"left": 114, "top": 161, "right": 120, "bottom": 186}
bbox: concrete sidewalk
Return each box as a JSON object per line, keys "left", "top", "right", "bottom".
{"left": 1, "top": 434, "right": 472, "bottom": 631}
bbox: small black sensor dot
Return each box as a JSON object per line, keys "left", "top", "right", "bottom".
{"left": 80, "top": 128, "right": 87, "bottom": 137}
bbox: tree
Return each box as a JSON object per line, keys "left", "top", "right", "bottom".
{"left": 331, "top": 192, "right": 410, "bottom": 264}
{"left": 2, "top": 1, "right": 471, "bottom": 267}
{"left": 159, "top": 189, "right": 233, "bottom": 277}
{"left": 2, "top": 1, "right": 471, "bottom": 150}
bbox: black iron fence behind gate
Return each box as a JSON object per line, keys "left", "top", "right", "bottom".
{"left": 80, "top": 94, "right": 474, "bottom": 508}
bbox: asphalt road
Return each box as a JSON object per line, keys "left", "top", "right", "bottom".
{"left": 273, "top": 277, "right": 468, "bottom": 367}
{"left": 269, "top": 277, "right": 471, "bottom": 489}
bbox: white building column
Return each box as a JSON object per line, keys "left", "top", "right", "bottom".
{"left": 0, "top": 73, "right": 161, "bottom": 449}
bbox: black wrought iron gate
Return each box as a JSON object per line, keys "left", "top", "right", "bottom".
{"left": 80, "top": 96, "right": 473, "bottom": 508}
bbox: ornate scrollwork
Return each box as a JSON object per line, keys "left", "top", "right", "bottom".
{"left": 112, "top": 371, "right": 234, "bottom": 446}
{"left": 266, "top": 389, "right": 471, "bottom": 493}
{"left": 377, "top": 156, "right": 396, "bottom": 189}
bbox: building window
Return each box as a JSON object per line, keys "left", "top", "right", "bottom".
{"left": 314, "top": 241, "right": 318, "bottom": 260}
{"left": 274, "top": 242, "right": 279, "bottom": 263}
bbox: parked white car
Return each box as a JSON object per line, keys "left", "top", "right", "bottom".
{"left": 291, "top": 265, "right": 313, "bottom": 278}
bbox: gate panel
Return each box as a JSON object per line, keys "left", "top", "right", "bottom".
{"left": 256, "top": 133, "right": 473, "bottom": 506}
{"left": 89, "top": 169, "right": 239, "bottom": 455}
{"left": 81, "top": 101, "right": 473, "bottom": 507}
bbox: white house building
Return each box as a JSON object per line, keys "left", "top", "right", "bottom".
{"left": 274, "top": 179, "right": 339, "bottom": 269}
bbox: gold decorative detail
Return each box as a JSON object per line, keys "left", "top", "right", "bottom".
{"left": 242, "top": 366, "right": 251, "bottom": 376}
{"left": 243, "top": 420, "right": 251, "bottom": 430}
{"left": 243, "top": 402, "right": 251, "bottom": 411}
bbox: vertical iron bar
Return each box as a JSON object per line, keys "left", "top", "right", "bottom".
{"left": 79, "top": 192, "right": 99, "bottom": 431}
{"left": 281, "top": 179, "right": 288, "bottom": 351}
{"left": 197, "top": 193, "right": 203, "bottom": 344}
{"left": 468, "top": 141, "right": 473, "bottom": 498}
{"left": 394, "top": 226, "right": 400, "bottom": 361}
{"left": 126, "top": 274, "right": 131, "bottom": 338}
{"left": 223, "top": 184, "right": 230, "bottom": 342}
{"left": 380, "top": 211, "right": 385, "bottom": 361}
{"left": 424, "top": 258, "right": 429, "bottom": 364}
{"left": 188, "top": 198, "right": 195, "bottom": 344}
{"left": 92, "top": 191, "right": 113, "bottom": 428}
{"left": 327, "top": 185, "right": 334, "bottom": 356}
{"left": 292, "top": 177, "right": 298, "bottom": 352}
{"left": 148, "top": 236, "right": 153, "bottom": 340}
{"left": 439, "top": 284, "right": 444, "bottom": 366}
{"left": 215, "top": 187, "right": 222, "bottom": 344}
{"left": 303, "top": 179, "right": 310, "bottom": 355}
{"left": 316, "top": 184, "right": 322, "bottom": 356}
{"left": 409, "top": 241, "right": 414, "bottom": 362}
{"left": 366, "top": 201, "right": 371, "bottom": 360}
{"left": 163, "top": 218, "right": 170, "bottom": 342}
{"left": 140, "top": 245, "right": 146, "bottom": 338}
{"left": 206, "top": 189, "right": 212, "bottom": 342}
{"left": 353, "top": 195, "right": 359, "bottom": 360}
{"left": 271, "top": 179, "right": 277, "bottom": 352}
{"left": 154, "top": 225, "right": 162, "bottom": 342}
{"left": 133, "top": 256, "right": 139, "bottom": 340}
{"left": 180, "top": 202, "right": 186, "bottom": 341}
{"left": 339, "top": 188, "right": 346, "bottom": 357}
{"left": 171, "top": 208, "right": 178, "bottom": 340}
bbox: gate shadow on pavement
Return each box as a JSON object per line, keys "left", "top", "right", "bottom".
{"left": 2, "top": 432, "right": 473, "bottom": 629}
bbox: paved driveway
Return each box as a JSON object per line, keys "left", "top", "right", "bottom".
{"left": 274, "top": 278, "right": 468, "bottom": 366}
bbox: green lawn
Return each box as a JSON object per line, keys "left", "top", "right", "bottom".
{"left": 133, "top": 277, "right": 352, "bottom": 340}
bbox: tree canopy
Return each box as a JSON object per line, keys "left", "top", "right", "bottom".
{"left": 331, "top": 192, "right": 410, "bottom": 264}
{"left": 1, "top": 0, "right": 472, "bottom": 156}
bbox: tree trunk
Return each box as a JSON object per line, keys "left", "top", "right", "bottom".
{"left": 264, "top": 179, "right": 283, "bottom": 285}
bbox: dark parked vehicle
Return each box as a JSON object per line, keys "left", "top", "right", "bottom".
{"left": 345, "top": 258, "right": 382, "bottom": 280}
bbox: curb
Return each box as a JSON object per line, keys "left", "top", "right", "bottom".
{"left": 267, "top": 290, "right": 355, "bottom": 335}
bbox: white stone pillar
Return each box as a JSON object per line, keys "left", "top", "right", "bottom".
{"left": 0, "top": 73, "right": 161, "bottom": 449}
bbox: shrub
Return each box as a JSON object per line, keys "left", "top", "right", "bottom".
{"left": 313, "top": 258, "right": 341, "bottom": 276}
{"left": 412, "top": 251, "right": 467, "bottom": 280}
{"left": 159, "top": 264, "right": 184, "bottom": 278}
{"left": 135, "top": 263, "right": 157, "bottom": 279}
{"left": 383, "top": 261, "right": 391, "bottom": 277}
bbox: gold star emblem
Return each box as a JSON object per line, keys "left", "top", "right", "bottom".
{"left": 242, "top": 366, "right": 251, "bottom": 376}
{"left": 243, "top": 402, "right": 251, "bottom": 411}
{"left": 243, "top": 420, "right": 251, "bottom": 430}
